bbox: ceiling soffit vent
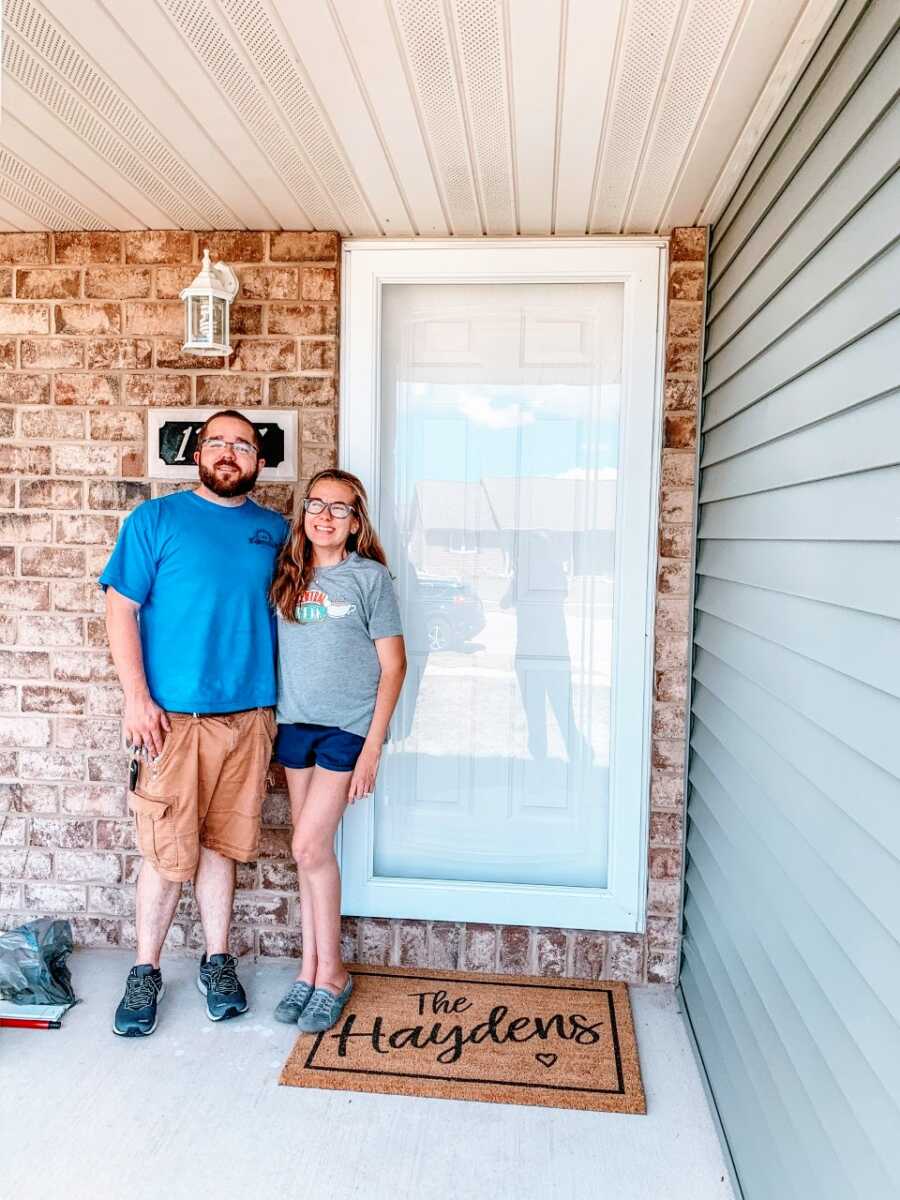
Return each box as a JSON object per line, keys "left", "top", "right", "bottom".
{"left": 5, "top": 0, "right": 236, "bottom": 229}
{"left": 0, "top": 144, "right": 104, "bottom": 229}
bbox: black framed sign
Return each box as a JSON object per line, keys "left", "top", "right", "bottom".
{"left": 147, "top": 408, "right": 298, "bottom": 481}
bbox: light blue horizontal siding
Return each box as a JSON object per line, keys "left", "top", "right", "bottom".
{"left": 683, "top": 4, "right": 900, "bottom": 1198}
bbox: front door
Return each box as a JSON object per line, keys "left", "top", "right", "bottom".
{"left": 340, "top": 241, "right": 665, "bottom": 931}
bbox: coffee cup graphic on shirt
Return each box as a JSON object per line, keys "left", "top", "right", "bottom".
{"left": 296, "top": 589, "right": 356, "bottom": 624}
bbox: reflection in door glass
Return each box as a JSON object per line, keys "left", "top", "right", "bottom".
{"left": 376, "top": 283, "right": 624, "bottom": 888}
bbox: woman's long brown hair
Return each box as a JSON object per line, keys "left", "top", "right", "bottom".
{"left": 270, "top": 469, "right": 389, "bottom": 621}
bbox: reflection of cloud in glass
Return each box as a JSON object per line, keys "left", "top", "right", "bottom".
{"left": 459, "top": 392, "right": 535, "bottom": 429}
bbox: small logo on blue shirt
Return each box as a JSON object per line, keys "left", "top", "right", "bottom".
{"left": 249, "top": 528, "right": 278, "bottom": 547}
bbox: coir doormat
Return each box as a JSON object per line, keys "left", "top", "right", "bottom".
{"left": 280, "top": 964, "right": 645, "bottom": 1113}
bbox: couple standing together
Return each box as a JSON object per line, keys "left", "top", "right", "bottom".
{"left": 101, "top": 409, "right": 406, "bottom": 1038}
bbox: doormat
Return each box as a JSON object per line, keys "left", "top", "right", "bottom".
{"left": 280, "top": 964, "right": 645, "bottom": 1114}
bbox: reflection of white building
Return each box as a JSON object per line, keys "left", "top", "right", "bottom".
{"left": 408, "top": 475, "right": 617, "bottom": 586}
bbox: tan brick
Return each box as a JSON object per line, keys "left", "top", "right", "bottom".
{"left": 0, "top": 341, "right": 16, "bottom": 369}
{"left": 53, "top": 444, "right": 120, "bottom": 477}
{"left": 660, "top": 486, "right": 693, "bottom": 524}
{"left": 85, "top": 338, "right": 152, "bottom": 370}
{"left": 53, "top": 581, "right": 103, "bottom": 614}
{"left": 0, "top": 651, "right": 49, "bottom": 682}
{"left": 55, "top": 850, "right": 122, "bottom": 884}
{"left": 0, "top": 302, "right": 50, "bottom": 334}
{"left": 17, "top": 614, "right": 84, "bottom": 649}
{"left": 669, "top": 262, "right": 705, "bottom": 301}
{"left": 0, "top": 783, "right": 58, "bottom": 813}
{"left": 236, "top": 266, "right": 298, "bottom": 300}
{"left": 230, "top": 339, "right": 295, "bottom": 372}
{"left": 155, "top": 339, "right": 224, "bottom": 371}
{"left": 571, "top": 932, "right": 607, "bottom": 979}
{"left": 664, "top": 379, "right": 698, "bottom": 412}
{"left": 655, "top": 663, "right": 688, "bottom": 703}
{"left": 57, "top": 718, "right": 120, "bottom": 751}
{"left": 125, "top": 373, "right": 192, "bottom": 406}
{"left": 0, "top": 270, "right": 10, "bottom": 298}
{"left": 357, "top": 917, "right": 394, "bottom": 965}
{"left": 0, "top": 233, "right": 51, "bottom": 264}
{"left": 54, "top": 303, "right": 121, "bottom": 335}
{"left": 20, "top": 546, "right": 85, "bottom": 578}
{"left": 86, "top": 617, "right": 108, "bottom": 647}
{"left": 0, "top": 374, "right": 49, "bottom": 404}
{"left": 54, "top": 232, "right": 122, "bottom": 265}
{"left": 25, "top": 883, "right": 87, "bottom": 911}
{"left": 87, "top": 481, "right": 150, "bottom": 510}
{"left": 84, "top": 267, "right": 152, "bottom": 299}
{"left": 0, "top": 547, "right": 13, "bottom": 576}
{"left": 89, "top": 885, "right": 134, "bottom": 915}
{"left": 85, "top": 685, "right": 123, "bottom": 716}
{"left": 20, "top": 479, "right": 83, "bottom": 511}
{"left": 0, "top": 407, "right": 12, "bottom": 437}
{"left": 664, "top": 412, "right": 697, "bottom": 450}
{"left": 654, "top": 632, "right": 689, "bottom": 672}
{"left": 89, "top": 410, "right": 144, "bottom": 442}
{"left": 652, "top": 701, "right": 687, "bottom": 740}
{"left": 269, "top": 376, "right": 335, "bottom": 408}
{"left": 125, "top": 230, "right": 193, "bottom": 264}
{"left": 0, "top": 479, "right": 15, "bottom": 508}
{"left": 22, "top": 686, "right": 85, "bottom": 715}
{"left": 660, "top": 449, "right": 695, "bottom": 488}
{"left": 300, "top": 339, "right": 336, "bottom": 371}
{"left": 300, "top": 444, "right": 337, "bottom": 476}
{"left": 53, "top": 651, "right": 116, "bottom": 683}
{"left": 0, "top": 513, "right": 52, "bottom": 543}
{"left": 268, "top": 302, "right": 337, "bottom": 336}
{"left": 195, "top": 374, "right": 263, "bottom": 407}
{"left": 0, "top": 445, "right": 51, "bottom": 474}
{"left": 667, "top": 301, "right": 703, "bottom": 341}
{"left": 665, "top": 339, "right": 701, "bottom": 376}
{"left": 652, "top": 737, "right": 684, "bottom": 770}
{"left": 20, "top": 407, "right": 85, "bottom": 439}
{"left": 657, "top": 558, "right": 690, "bottom": 594}
{"left": 670, "top": 227, "right": 707, "bottom": 262}
{"left": 647, "top": 948, "right": 680, "bottom": 984}
{"left": 659, "top": 525, "right": 692, "bottom": 558}
{"left": 154, "top": 265, "right": 195, "bottom": 299}
{"left": 0, "top": 686, "right": 17, "bottom": 714}
{"left": 124, "top": 301, "right": 183, "bottom": 336}
{"left": 0, "top": 579, "right": 50, "bottom": 611}
{"left": 650, "top": 811, "right": 683, "bottom": 846}
{"left": 22, "top": 338, "right": 84, "bottom": 369}
{"left": 54, "top": 373, "right": 121, "bottom": 407}
{"left": 250, "top": 483, "right": 293, "bottom": 515}
{"left": 95, "top": 820, "right": 135, "bottom": 851}
{"left": 55, "top": 513, "right": 119, "bottom": 544}
{"left": 269, "top": 231, "right": 338, "bottom": 262}
{"left": 20, "top": 750, "right": 83, "bottom": 781}
{"left": 606, "top": 933, "right": 645, "bottom": 982}
{"left": 656, "top": 593, "right": 691, "bottom": 632}
{"left": 497, "top": 924, "right": 529, "bottom": 973}
{"left": 16, "top": 270, "right": 80, "bottom": 300}
{"left": 301, "top": 409, "right": 336, "bottom": 444}
{"left": 0, "top": 848, "right": 53, "bottom": 880}
{"left": 0, "top": 716, "right": 51, "bottom": 748}
{"left": 62, "top": 783, "right": 124, "bottom": 814}
{"left": 300, "top": 267, "right": 337, "bottom": 302}
{"left": 230, "top": 305, "right": 263, "bottom": 335}
{"left": 461, "top": 923, "right": 497, "bottom": 972}
{"left": 201, "top": 232, "right": 265, "bottom": 262}
{"left": 0, "top": 750, "right": 17, "bottom": 774}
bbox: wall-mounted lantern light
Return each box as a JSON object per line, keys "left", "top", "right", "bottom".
{"left": 180, "top": 248, "right": 239, "bottom": 357}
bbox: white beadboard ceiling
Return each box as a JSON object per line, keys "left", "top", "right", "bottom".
{"left": 0, "top": 0, "right": 841, "bottom": 236}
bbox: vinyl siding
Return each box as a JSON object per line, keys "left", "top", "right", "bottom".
{"left": 681, "top": 1, "right": 900, "bottom": 1197}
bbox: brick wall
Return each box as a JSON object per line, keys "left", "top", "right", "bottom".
{"left": 0, "top": 228, "right": 705, "bottom": 985}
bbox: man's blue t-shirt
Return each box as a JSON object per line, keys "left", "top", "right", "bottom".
{"left": 100, "top": 491, "right": 288, "bottom": 714}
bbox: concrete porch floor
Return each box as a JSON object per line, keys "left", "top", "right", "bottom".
{"left": 1, "top": 950, "right": 736, "bottom": 1200}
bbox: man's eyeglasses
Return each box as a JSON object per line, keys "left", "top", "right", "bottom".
{"left": 199, "top": 436, "right": 258, "bottom": 458}
{"left": 303, "top": 498, "right": 356, "bottom": 519}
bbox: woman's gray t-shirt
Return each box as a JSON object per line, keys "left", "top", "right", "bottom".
{"left": 275, "top": 553, "right": 403, "bottom": 738}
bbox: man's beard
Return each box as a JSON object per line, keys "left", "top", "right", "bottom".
{"left": 199, "top": 459, "right": 260, "bottom": 498}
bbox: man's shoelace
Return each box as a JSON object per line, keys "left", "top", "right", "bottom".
{"left": 123, "top": 973, "right": 158, "bottom": 1011}
{"left": 207, "top": 958, "right": 240, "bottom": 995}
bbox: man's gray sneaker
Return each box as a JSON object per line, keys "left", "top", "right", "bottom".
{"left": 113, "top": 964, "right": 165, "bottom": 1037}
{"left": 297, "top": 975, "right": 353, "bottom": 1034}
{"left": 197, "top": 953, "right": 248, "bottom": 1021}
{"left": 274, "top": 980, "right": 314, "bottom": 1024}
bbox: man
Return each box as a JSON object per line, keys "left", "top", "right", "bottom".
{"left": 100, "top": 410, "right": 288, "bottom": 1037}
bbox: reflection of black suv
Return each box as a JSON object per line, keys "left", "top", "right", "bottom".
{"left": 412, "top": 575, "right": 486, "bottom": 652}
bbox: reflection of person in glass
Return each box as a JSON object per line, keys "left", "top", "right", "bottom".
{"left": 500, "top": 530, "right": 591, "bottom": 764}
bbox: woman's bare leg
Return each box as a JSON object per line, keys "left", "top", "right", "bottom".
{"left": 291, "top": 764, "right": 351, "bottom": 994}
{"left": 285, "top": 767, "right": 316, "bottom": 984}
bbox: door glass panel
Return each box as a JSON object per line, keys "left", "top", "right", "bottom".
{"left": 375, "top": 283, "right": 623, "bottom": 888}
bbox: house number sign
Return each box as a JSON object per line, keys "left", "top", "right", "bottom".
{"left": 147, "top": 408, "right": 298, "bottom": 481}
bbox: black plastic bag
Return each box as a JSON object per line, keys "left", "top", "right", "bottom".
{"left": 0, "top": 917, "right": 77, "bottom": 1006}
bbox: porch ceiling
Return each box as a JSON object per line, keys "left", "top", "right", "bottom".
{"left": 0, "top": 0, "right": 839, "bottom": 237}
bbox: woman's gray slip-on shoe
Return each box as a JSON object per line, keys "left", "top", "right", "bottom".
{"left": 297, "top": 976, "right": 354, "bottom": 1034}
{"left": 274, "top": 980, "right": 314, "bottom": 1024}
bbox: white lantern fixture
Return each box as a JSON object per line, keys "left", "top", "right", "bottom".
{"left": 180, "top": 247, "right": 239, "bottom": 356}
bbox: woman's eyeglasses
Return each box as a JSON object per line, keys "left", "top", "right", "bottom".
{"left": 199, "top": 436, "right": 258, "bottom": 458}
{"left": 303, "top": 498, "right": 356, "bottom": 519}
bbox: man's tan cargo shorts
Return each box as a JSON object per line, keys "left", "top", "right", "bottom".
{"left": 128, "top": 708, "right": 276, "bottom": 882}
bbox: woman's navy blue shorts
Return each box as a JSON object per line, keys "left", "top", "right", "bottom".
{"left": 274, "top": 722, "right": 365, "bottom": 772}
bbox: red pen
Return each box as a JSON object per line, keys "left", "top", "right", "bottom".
{"left": 0, "top": 1017, "right": 61, "bottom": 1029}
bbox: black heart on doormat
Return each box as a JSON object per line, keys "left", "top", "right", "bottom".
{"left": 535, "top": 1053, "right": 557, "bottom": 1068}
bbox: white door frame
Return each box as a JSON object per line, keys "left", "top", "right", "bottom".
{"left": 339, "top": 238, "right": 667, "bottom": 933}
